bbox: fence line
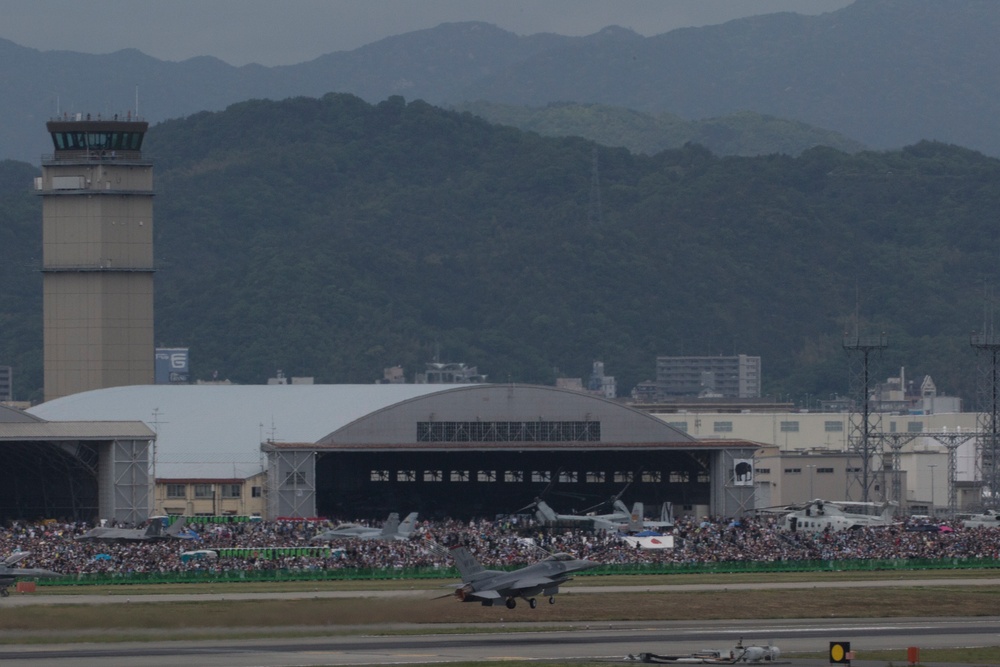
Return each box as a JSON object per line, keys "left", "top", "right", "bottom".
{"left": 37, "top": 556, "right": 1000, "bottom": 587}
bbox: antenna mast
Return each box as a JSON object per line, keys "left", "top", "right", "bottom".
{"left": 843, "top": 290, "right": 888, "bottom": 503}
{"left": 972, "top": 284, "right": 1000, "bottom": 510}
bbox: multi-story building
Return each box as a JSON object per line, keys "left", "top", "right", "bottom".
{"left": 156, "top": 472, "right": 266, "bottom": 518}
{"left": 655, "top": 354, "right": 761, "bottom": 399}
{"left": 0, "top": 366, "right": 11, "bottom": 402}
{"left": 649, "top": 409, "right": 980, "bottom": 514}
{"left": 416, "top": 362, "right": 487, "bottom": 384}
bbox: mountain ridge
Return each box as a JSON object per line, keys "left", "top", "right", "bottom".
{"left": 4, "top": 1, "right": 1000, "bottom": 162}
{"left": 1, "top": 94, "right": 997, "bottom": 403}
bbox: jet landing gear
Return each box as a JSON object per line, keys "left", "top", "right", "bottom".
{"left": 505, "top": 596, "right": 552, "bottom": 609}
{"left": 507, "top": 597, "right": 542, "bottom": 609}
{"left": 0, "top": 586, "right": 9, "bottom": 598}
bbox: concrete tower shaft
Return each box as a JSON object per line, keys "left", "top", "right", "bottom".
{"left": 38, "top": 117, "right": 154, "bottom": 401}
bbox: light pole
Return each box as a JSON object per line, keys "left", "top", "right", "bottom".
{"left": 928, "top": 464, "right": 937, "bottom": 516}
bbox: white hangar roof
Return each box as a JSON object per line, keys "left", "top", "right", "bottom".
{"left": 28, "top": 384, "right": 459, "bottom": 479}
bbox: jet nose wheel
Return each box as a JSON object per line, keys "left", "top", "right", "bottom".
{"left": 529, "top": 598, "right": 537, "bottom": 609}
{"left": 505, "top": 598, "right": 516, "bottom": 609}
{"left": 548, "top": 596, "right": 555, "bottom": 605}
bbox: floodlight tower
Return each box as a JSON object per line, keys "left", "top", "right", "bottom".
{"left": 843, "top": 332, "right": 888, "bottom": 503}
{"left": 37, "top": 113, "right": 154, "bottom": 401}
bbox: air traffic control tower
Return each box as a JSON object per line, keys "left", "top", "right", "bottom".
{"left": 37, "top": 115, "right": 154, "bottom": 402}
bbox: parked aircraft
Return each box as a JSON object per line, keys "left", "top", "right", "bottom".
{"left": 311, "top": 512, "right": 418, "bottom": 542}
{"left": 532, "top": 498, "right": 636, "bottom": 531}
{"left": 628, "top": 638, "right": 781, "bottom": 664}
{"left": 963, "top": 509, "right": 1000, "bottom": 529}
{"left": 447, "top": 544, "right": 599, "bottom": 609}
{"left": 780, "top": 499, "right": 895, "bottom": 533}
{"left": 0, "top": 552, "right": 61, "bottom": 597}
{"left": 532, "top": 498, "right": 673, "bottom": 533}
{"left": 75, "top": 516, "right": 191, "bottom": 541}
{"left": 617, "top": 502, "right": 675, "bottom": 533}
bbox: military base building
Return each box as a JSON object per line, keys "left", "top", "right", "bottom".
{"left": 11, "top": 383, "right": 760, "bottom": 524}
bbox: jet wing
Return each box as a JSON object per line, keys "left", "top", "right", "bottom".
{"left": 10, "top": 568, "right": 60, "bottom": 578}
{"left": 506, "top": 575, "right": 561, "bottom": 590}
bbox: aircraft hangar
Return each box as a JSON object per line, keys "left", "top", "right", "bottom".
{"left": 27, "top": 384, "right": 761, "bottom": 521}
{"left": 0, "top": 405, "right": 155, "bottom": 524}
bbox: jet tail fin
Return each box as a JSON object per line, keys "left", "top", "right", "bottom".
{"left": 398, "top": 512, "right": 419, "bottom": 537}
{"left": 624, "top": 502, "right": 644, "bottom": 533}
{"left": 660, "top": 502, "right": 674, "bottom": 524}
{"left": 380, "top": 512, "right": 401, "bottom": 536}
{"left": 165, "top": 516, "right": 187, "bottom": 537}
{"left": 612, "top": 499, "right": 630, "bottom": 515}
{"left": 450, "top": 545, "right": 485, "bottom": 582}
{"left": 534, "top": 500, "right": 558, "bottom": 523}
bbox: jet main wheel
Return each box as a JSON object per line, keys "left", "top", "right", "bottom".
{"left": 0, "top": 588, "right": 8, "bottom": 598}
{"left": 548, "top": 596, "right": 555, "bottom": 605}
{"left": 505, "top": 598, "right": 516, "bottom": 609}
{"left": 529, "top": 598, "right": 537, "bottom": 609}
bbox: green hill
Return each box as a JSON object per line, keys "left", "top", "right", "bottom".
{"left": 3, "top": 93, "right": 998, "bottom": 404}
{"left": 452, "top": 102, "right": 867, "bottom": 156}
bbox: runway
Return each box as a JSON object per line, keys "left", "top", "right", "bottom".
{"left": 0, "top": 617, "right": 997, "bottom": 666}
{"left": 0, "top": 579, "right": 998, "bottom": 666}
{"left": 5, "top": 575, "right": 1000, "bottom": 606}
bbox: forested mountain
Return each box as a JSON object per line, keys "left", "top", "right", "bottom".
{"left": 2, "top": 94, "right": 999, "bottom": 404}
{"left": 452, "top": 102, "right": 867, "bottom": 157}
{"left": 3, "top": 0, "right": 1000, "bottom": 162}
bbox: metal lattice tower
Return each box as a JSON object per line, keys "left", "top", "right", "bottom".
{"left": 971, "top": 331, "right": 1000, "bottom": 510}
{"left": 942, "top": 435, "right": 973, "bottom": 516}
{"left": 844, "top": 333, "right": 888, "bottom": 503}
{"left": 884, "top": 434, "right": 908, "bottom": 508}
{"left": 882, "top": 431, "right": 972, "bottom": 516}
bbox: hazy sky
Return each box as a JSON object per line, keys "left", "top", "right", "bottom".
{"left": 2, "top": 0, "right": 854, "bottom": 67}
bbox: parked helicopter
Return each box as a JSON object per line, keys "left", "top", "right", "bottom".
{"left": 778, "top": 499, "right": 896, "bottom": 533}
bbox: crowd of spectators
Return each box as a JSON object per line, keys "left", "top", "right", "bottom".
{"left": 3, "top": 513, "right": 1000, "bottom": 579}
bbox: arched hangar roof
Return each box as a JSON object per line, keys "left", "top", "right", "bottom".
{"left": 308, "top": 383, "right": 697, "bottom": 450}
{"left": 28, "top": 384, "right": 459, "bottom": 478}
{"left": 28, "top": 384, "right": 738, "bottom": 478}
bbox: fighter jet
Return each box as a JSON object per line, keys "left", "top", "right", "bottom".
{"left": 0, "top": 552, "right": 61, "bottom": 597}
{"left": 616, "top": 501, "right": 675, "bottom": 534}
{"left": 448, "top": 544, "right": 599, "bottom": 609}
{"left": 75, "top": 516, "right": 191, "bottom": 541}
{"left": 311, "top": 512, "right": 418, "bottom": 542}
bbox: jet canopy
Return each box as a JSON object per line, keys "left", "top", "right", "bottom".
{"left": 545, "top": 552, "right": 576, "bottom": 561}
